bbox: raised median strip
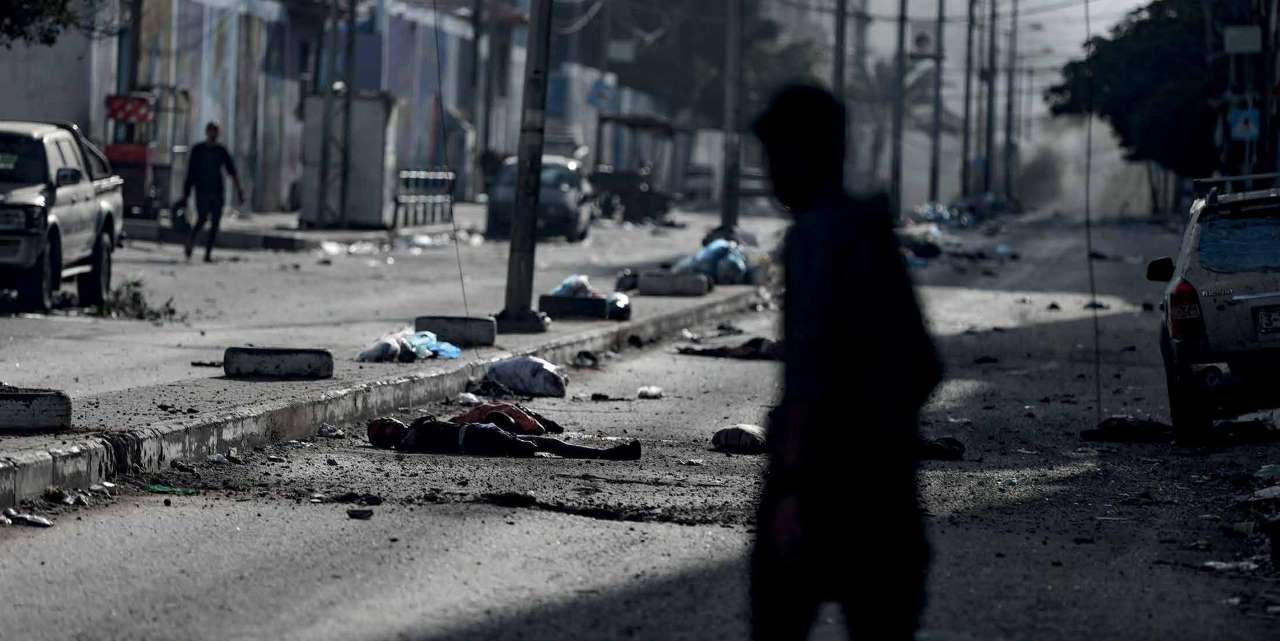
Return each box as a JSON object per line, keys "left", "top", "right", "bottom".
{"left": 0, "top": 286, "right": 765, "bottom": 507}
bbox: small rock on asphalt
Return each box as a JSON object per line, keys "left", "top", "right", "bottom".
{"left": 347, "top": 508, "right": 374, "bottom": 520}
{"left": 637, "top": 386, "right": 664, "bottom": 399}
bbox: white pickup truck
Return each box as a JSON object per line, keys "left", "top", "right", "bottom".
{"left": 0, "top": 121, "right": 123, "bottom": 311}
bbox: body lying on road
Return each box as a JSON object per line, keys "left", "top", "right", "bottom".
{"left": 367, "top": 408, "right": 640, "bottom": 461}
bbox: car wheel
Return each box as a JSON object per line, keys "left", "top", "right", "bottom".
{"left": 18, "top": 247, "right": 55, "bottom": 312}
{"left": 78, "top": 231, "right": 113, "bottom": 306}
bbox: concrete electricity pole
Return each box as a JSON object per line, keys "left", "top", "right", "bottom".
{"left": 720, "top": 0, "right": 743, "bottom": 235}
{"left": 928, "top": 0, "right": 945, "bottom": 203}
{"left": 834, "top": 0, "right": 847, "bottom": 100}
{"left": 470, "top": 0, "right": 484, "bottom": 199}
{"left": 496, "top": 0, "right": 555, "bottom": 333}
{"left": 984, "top": 0, "right": 998, "bottom": 194}
{"left": 960, "top": 0, "right": 976, "bottom": 197}
{"left": 1003, "top": 0, "right": 1018, "bottom": 198}
{"left": 339, "top": 0, "right": 356, "bottom": 226}
{"left": 891, "top": 0, "right": 908, "bottom": 215}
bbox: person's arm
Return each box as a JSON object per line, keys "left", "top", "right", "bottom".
{"left": 222, "top": 147, "right": 244, "bottom": 204}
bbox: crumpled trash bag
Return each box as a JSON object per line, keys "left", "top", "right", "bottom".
{"left": 481, "top": 356, "right": 568, "bottom": 398}
{"left": 550, "top": 274, "right": 603, "bottom": 298}
{"left": 712, "top": 424, "right": 767, "bottom": 454}
{"left": 449, "top": 401, "right": 566, "bottom": 435}
{"left": 673, "top": 239, "right": 750, "bottom": 285}
{"left": 358, "top": 328, "right": 461, "bottom": 362}
{"left": 607, "top": 292, "right": 631, "bottom": 321}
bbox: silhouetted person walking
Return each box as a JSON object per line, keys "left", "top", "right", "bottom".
{"left": 750, "top": 85, "right": 942, "bottom": 640}
{"left": 179, "top": 122, "right": 243, "bottom": 262}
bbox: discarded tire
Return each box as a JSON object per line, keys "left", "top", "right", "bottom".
{"left": 0, "top": 386, "right": 72, "bottom": 432}
{"left": 223, "top": 347, "right": 335, "bottom": 379}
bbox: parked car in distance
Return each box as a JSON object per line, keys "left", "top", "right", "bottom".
{"left": 0, "top": 121, "right": 123, "bottom": 311}
{"left": 1147, "top": 186, "right": 1280, "bottom": 441}
{"left": 485, "top": 155, "right": 596, "bottom": 242}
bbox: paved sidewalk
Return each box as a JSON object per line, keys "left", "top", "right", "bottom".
{"left": 122, "top": 204, "right": 487, "bottom": 252}
{"left": 0, "top": 209, "right": 787, "bottom": 506}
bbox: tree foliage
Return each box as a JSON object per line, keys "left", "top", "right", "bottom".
{"left": 0, "top": 0, "right": 85, "bottom": 48}
{"left": 560, "top": 0, "right": 821, "bottom": 126}
{"left": 1044, "top": 0, "right": 1253, "bottom": 177}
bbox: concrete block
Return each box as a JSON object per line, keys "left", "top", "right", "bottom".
{"left": 538, "top": 295, "right": 611, "bottom": 320}
{"left": 638, "top": 271, "right": 712, "bottom": 296}
{"left": 223, "top": 347, "right": 334, "bottom": 379}
{"left": 414, "top": 316, "right": 497, "bottom": 347}
{"left": 0, "top": 387, "right": 71, "bottom": 432}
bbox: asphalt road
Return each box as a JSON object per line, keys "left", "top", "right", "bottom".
{"left": 3, "top": 213, "right": 1280, "bottom": 640}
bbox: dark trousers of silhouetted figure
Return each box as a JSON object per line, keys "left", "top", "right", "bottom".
{"left": 748, "top": 85, "right": 942, "bottom": 641}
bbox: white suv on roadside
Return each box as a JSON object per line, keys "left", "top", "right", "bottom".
{"left": 1148, "top": 187, "right": 1280, "bottom": 441}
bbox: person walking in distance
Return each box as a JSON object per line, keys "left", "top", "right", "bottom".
{"left": 749, "top": 85, "right": 943, "bottom": 640}
{"left": 179, "top": 122, "right": 243, "bottom": 262}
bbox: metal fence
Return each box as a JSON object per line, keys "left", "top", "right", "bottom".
{"left": 394, "top": 169, "right": 456, "bottom": 228}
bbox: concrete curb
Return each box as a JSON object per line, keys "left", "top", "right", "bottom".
{"left": 0, "top": 287, "right": 763, "bottom": 507}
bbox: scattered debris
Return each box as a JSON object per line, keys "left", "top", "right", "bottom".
{"left": 1202, "top": 560, "right": 1259, "bottom": 573}
{"left": 681, "top": 459, "right": 707, "bottom": 466}
{"left": 90, "top": 277, "right": 185, "bottom": 324}
{"left": 573, "top": 351, "right": 600, "bottom": 369}
{"left": 480, "top": 356, "right": 569, "bottom": 398}
{"left": 317, "top": 423, "right": 346, "bottom": 439}
{"left": 1080, "top": 415, "right": 1171, "bottom": 443}
{"left": 1256, "top": 464, "right": 1280, "bottom": 481}
{"left": 1046, "top": 302, "right": 1061, "bottom": 311}
{"left": 615, "top": 268, "right": 639, "bottom": 292}
{"left": 2, "top": 507, "right": 52, "bottom": 528}
{"left": 920, "top": 436, "right": 966, "bottom": 461}
{"left": 190, "top": 360, "right": 222, "bottom": 368}
{"left": 267, "top": 455, "right": 287, "bottom": 463}
{"left": 973, "top": 355, "right": 999, "bottom": 365}
{"left": 677, "top": 337, "right": 783, "bottom": 361}
{"left": 226, "top": 448, "right": 245, "bottom": 464}
{"left": 346, "top": 508, "right": 374, "bottom": 520}
{"left": 1249, "top": 486, "right": 1280, "bottom": 502}
{"left": 712, "top": 424, "right": 767, "bottom": 454}
{"left": 145, "top": 484, "right": 198, "bottom": 496}
{"left": 1084, "top": 301, "right": 1110, "bottom": 310}
{"left": 672, "top": 238, "right": 751, "bottom": 285}
{"left": 205, "top": 453, "right": 229, "bottom": 465}
{"left": 456, "top": 392, "right": 483, "bottom": 406}
{"left": 590, "top": 392, "right": 628, "bottom": 402}
{"left": 358, "top": 327, "right": 462, "bottom": 363}
{"left": 637, "top": 386, "right": 664, "bottom": 399}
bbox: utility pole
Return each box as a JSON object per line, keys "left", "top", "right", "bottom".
{"left": 834, "top": 0, "right": 847, "bottom": 100}
{"left": 470, "top": 0, "right": 485, "bottom": 199}
{"left": 984, "top": 0, "right": 997, "bottom": 194}
{"left": 1003, "top": 0, "right": 1018, "bottom": 199}
{"left": 126, "top": 0, "right": 143, "bottom": 90}
{"left": 960, "top": 0, "right": 976, "bottom": 197}
{"left": 496, "top": 0, "right": 554, "bottom": 333}
{"left": 850, "top": 1, "right": 871, "bottom": 186}
{"left": 594, "top": 0, "right": 613, "bottom": 168}
{"left": 719, "top": 0, "right": 742, "bottom": 236}
{"left": 928, "top": 0, "right": 945, "bottom": 203}
{"left": 339, "top": 0, "right": 356, "bottom": 226}
{"left": 317, "top": 0, "right": 340, "bottom": 226}
{"left": 891, "top": 0, "right": 908, "bottom": 215}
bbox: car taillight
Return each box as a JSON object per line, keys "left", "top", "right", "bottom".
{"left": 1169, "top": 279, "right": 1205, "bottom": 339}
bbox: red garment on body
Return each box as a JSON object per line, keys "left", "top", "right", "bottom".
{"left": 449, "top": 403, "right": 547, "bottom": 435}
